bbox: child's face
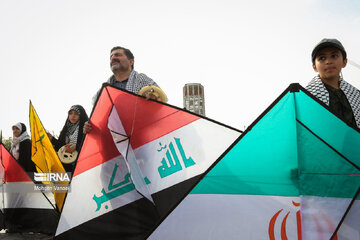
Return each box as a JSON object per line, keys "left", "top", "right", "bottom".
{"left": 312, "top": 47, "right": 347, "bottom": 82}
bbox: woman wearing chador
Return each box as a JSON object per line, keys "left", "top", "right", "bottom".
{"left": 48, "top": 105, "right": 88, "bottom": 173}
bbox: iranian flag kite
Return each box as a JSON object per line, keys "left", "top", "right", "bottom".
{"left": 147, "top": 84, "right": 360, "bottom": 240}
{"left": 55, "top": 84, "right": 241, "bottom": 239}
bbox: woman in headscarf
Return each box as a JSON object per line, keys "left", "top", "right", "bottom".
{"left": 10, "top": 122, "right": 36, "bottom": 173}
{"left": 48, "top": 105, "right": 88, "bottom": 173}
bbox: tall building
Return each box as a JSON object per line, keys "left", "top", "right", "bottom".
{"left": 183, "top": 83, "right": 205, "bottom": 116}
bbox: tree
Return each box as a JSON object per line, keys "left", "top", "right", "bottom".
{"left": 1, "top": 136, "right": 12, "bottom": 151}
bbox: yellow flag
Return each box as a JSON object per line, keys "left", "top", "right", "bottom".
{"left": 29, "top": 102, "right": 67, "bottom": 211}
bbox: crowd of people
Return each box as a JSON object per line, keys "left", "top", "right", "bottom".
{"left": 2, "top": 39, "right": 360, "bottom": 235}
{"left": 9, "top": 39, "right": 360, "bottom": 175}
{"left": 6, "top": 45, "right": 166, "bottom": 175}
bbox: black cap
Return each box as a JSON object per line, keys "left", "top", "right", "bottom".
{"left": 311, "top": 38, "right": 347, "bottom": 63}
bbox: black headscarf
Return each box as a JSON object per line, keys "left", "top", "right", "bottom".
{"left": 55, "top": 105, "right": 89, "bottom": 152}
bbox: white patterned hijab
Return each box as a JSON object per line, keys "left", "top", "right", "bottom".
{"left": 10, "top": 122, "right": 31, "bottom": 160}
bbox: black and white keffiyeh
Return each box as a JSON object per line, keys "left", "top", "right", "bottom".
{"left": 93, "top": 70, "right": 159, "bottom": 104}
{"left": 306, "top": 75, "right": 360, "bottom": 128}
{"left": 108, "top": 70, "right": 158, "bottom": 93}
{"left": 54, "top": 105, "right": 88, "bottom": 153}
{"left": 65, "top": 105, "right": 81, "bottom": 144}
{"left": 64, "top": 121, "right": 79, "bottom": 145}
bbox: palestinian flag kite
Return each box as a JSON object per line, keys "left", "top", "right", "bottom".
{"left": 147, "top": 83, "right": 360, "bottom": 240}
{"left": 0, "top": 143, "right": 59, "bottom": 233}
{"left": 55, "top": 84, "right": 241, "bottom": 239}
{"left": 29, "top": 102, "right": 68, "bottom": 211}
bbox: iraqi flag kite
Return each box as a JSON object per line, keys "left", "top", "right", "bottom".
{"left": 29, "top": 102, "right": 68, "bottom": 211}
{"left": 55, "top": 84, "right": 241, "bottom": 239}
{"left": 148, "top": 83, "right": 360, "bottom": 240}
{"left": 0, "top": 143, "right": 59, "bottom": 233}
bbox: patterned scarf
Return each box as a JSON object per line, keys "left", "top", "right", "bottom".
{"left": 65, "top": 121, "right": 79, "bottom": 145}
{"left": 69, "top": 105, "right": 81, "bottom": 115}
{"left": 10, "top": 125, "right": 31, "bottom": 160}
{"left": 93, "top": 70, "right": 159, "bottom": 104}
{"left": 108, "top": 70, "right": 159, "bottom": 93}
{"left": 306, "top": 75, "right": 360, "bottom": 128}
{"left": 65, "top": 105, "right": 81, "bottom": 144}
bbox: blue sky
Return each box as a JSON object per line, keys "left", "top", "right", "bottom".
{"left": 1, "top": 0, "right": 359, "bottom": 138}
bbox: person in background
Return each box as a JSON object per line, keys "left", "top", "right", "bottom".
{"left": 306, "top": 38, "right": 360, "bottom": 128}
{"left": 10, "top": 122, "right": 36, "bottom": 173}
{"left": 47, "top": 105, "right": 88, "bottom": 173}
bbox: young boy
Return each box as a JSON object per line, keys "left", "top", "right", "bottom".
{"left": 306, "top": 38, "right": 360, "bottom": 128}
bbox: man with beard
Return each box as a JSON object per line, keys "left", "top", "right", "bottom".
{"left": 84, "top": 46, "right": 163, "bottom": 133}
{"left": 101, "top": 46, "right": 159, "bottom": 97}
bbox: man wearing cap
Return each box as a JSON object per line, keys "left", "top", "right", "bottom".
{"left": 306, "top": 38, "right": 360, "bottom": 128}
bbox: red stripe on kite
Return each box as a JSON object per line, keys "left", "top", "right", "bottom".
{"left": 74, "top": 86, "right": 199, "bottom": 176}
{"left": 1, "top": 144, "right": 32, "bottom": 182}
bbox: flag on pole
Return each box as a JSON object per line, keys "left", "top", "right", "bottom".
{"left": 29, "top": 102, "right": 67, "bottom": 211}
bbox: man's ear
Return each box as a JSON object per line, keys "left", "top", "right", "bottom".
{"left": 130, "top": 59, "right": 134, "bottom": 67}
{"left": 343, "top": 58, "right": 348, "bottom": 68}
{"left": 312, "top": 63, "right": 318, "bottom": 72}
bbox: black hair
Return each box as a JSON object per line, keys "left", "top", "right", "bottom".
{"left": 110, "top": 46, "right": 135, "bottom": 69}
